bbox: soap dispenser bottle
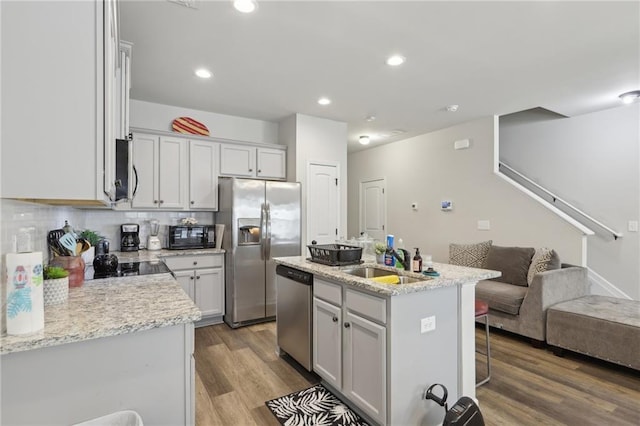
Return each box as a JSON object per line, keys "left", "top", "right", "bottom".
{"left": 413, "top": 248, "right": 423, "bottom": 273}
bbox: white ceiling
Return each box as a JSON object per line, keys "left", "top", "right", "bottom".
{"left": 120, "top": 1, "right": 640, "bottom": 151}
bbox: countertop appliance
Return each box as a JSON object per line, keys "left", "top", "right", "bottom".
{"left": 93, "top": 260, "right": 171, "bottom": 279}
{"left": 218, "top": 177, "right": 301, "bottom": 328}
{"left": 167, "top": 225, "right": 215, "bottom": 250}
{"left": 120, "top": 223, "right": 140, "bottom": 252}
{"left": 276, "top": 264, "right": 313, "bottom": 371}
{"left": 147, "top": 219, "right": 162, "bottom": 251}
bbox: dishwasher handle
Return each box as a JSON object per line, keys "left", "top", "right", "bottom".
{"left": 276, "top": 264, "right": 313, "bottom": 285}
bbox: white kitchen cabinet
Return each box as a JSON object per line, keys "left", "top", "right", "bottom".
{"left": 220, "top": 144, "right": 286, "bottom": 180}
{"left": 164, "top": 254, "right": 225, "bottom": 326}
{"left": 313, "top": 278, "right": 387, "bottom": 425}
{"left": 1, "top": 0, "right": 117, "bottom": 203}
{"left": 131, "top": 133, "right": 187, "bottom": 210}
{"left": 189, "top": 140, "right": 219, "bottom": 210}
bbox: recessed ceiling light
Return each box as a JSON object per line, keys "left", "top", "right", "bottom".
{"left": 446, "top": 104, "right": 459, "bottom": 112}
{"left": 195, "top": 68, "right": 212, "bottom": 79}
{"left": 386, "top": 55, "right": 406, "bottom": 66}
{"left": 365, "top": 115, "right": 376, "bottom": 122}
{"left": 318, "top": 97, "right": 331, "bottom": 106}
{"left": 619, "top": 90, "right": 640, "bottom": 104}
{"left": 359, "top": 136, "right": 370, "bottom": 145}
{"left": 233, "top": 0, "right": 257, "bottom": 13}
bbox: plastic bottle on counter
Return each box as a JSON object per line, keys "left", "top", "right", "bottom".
{"left": 413, "top": 248, "right": 423, "bottom": 273}
{"left": 384, "top": 234, "right": 395, "bottom": 266}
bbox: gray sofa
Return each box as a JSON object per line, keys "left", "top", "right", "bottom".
{"left": 449, "top": 241, "right": 589, "bottom": 345}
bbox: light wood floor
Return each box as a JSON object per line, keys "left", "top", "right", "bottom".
{"left": 194, "top": 322, "right": 640, "bottom": 426}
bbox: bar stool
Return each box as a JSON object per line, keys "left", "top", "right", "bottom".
{"left": 475, "top": 300, "right": 491, "bottom": 386}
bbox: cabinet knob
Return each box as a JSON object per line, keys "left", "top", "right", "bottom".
{"left": 153, "top": 200, "right": 158, "bottom": 204}
{"left": 193, "top": 261, "right": 198, "bottom": 265}
{"left": 196, "top": 276, "right": 201, "bottom": 280}
{"left": 190, "top": 276, "right": 194, "bottom": 280}
{"left": 332, "top": 316, "right": 338, "bottom": 323}
{"left": 258, "top": 169, "right": 261, "bottom": 173}
{"left": 160, "top": 200, "right": 164, "bottom": 204}
{"left": 249, "top": 168, "right": 253, "bottom": 172}
{"left": 191, "top": 201, "right": 195, "bottom": 205}
{"left": 344, "top": 322, "right": 351, "bottom": 328}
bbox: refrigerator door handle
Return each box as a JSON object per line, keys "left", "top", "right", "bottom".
{"left": 265, "top": 203, "right": 272, "bottom": 260}
{"left": 260, "top": 202, "right": 267, "bottom": 260}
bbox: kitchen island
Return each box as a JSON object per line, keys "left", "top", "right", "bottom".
{"left": 274, "top": 256, "right": 500, "bottom": 426}
{"left": 1, "top": 273, "right": 201, "bottom": 425}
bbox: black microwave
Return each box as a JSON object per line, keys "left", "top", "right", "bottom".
{"left": 168, "top": 225, "right": 216, "bottom": 250}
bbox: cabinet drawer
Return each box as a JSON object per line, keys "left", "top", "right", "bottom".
{"left": 314, "top": 278, "right": 342, "bottom": 306}
{"left": 163, "top": 254, "right": 222, "bottom": 271}
{"left": 346, "top": 289, "right": 386, "bottom": 325}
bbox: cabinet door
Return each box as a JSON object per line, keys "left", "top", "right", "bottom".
{"left": 257, "top": 148, "right": 286, "bottom": 180}
{"left": 343, "top": 311, "right": 386, "bottom": 425}
{"left": 194, "top": 268, "right": 224, "bottom": 317}
{"left": 189, "top": 141, "right": 218, "bottom": 210}
{"left": 159, "top": 136, "right": 188, "bottom": 209}
{"left": 313, "top": 297, "right": 342, "bottom": 389}
{"left": 173, "top": 270, "right": 194, "bottom": 300}
{"left": 219, "top": 145, "right": 255, "bottom": 177}
{"left": 131, "top": 134, "right": 159, "bottom": 208}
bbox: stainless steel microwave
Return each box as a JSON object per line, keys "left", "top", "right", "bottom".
{"left": 167, "top": 225, "right": 216, "bottom": 250}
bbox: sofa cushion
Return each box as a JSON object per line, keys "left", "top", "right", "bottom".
{"left": 476, "top": 280, "right": 528, "bottom": 315}
{"left": 449, "top": 240, "right": 492, "bottom": 268}
{"left": 527, "top": 248, "right": 561, "bottom": 285}
{"left": 484, "top": 245, "right": 535, "bottom": 287}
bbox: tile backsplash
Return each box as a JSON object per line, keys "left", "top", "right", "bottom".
{"left": 1, "top": 199, "right": 215, "bottom": 265}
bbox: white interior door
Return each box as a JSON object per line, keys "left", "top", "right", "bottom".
{"left": 307, "top": 163, "right": 339, "bottom": 245}
{"left": 360, "top": 178, "right": 386, "bottom": 241}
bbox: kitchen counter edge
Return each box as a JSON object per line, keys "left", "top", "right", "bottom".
{"left": 273, "top": 256, "right": 501, "bottom": 296}
{"left": 1, "top": 273, "right": 201, "bottom": 355}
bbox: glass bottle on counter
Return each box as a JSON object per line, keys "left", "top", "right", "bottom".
{"left": 413, "top": 248, "right": 423, "bottom": 273}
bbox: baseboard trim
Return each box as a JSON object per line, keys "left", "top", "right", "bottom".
{"left": 588, "top": 268, "right": 631, "bottom": 299}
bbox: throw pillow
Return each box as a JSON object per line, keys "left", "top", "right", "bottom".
{"left": 484, "top": 245, "right": 535, "bottom": 287}
{"left": 449, "top": 240, "right": 493, "bottom": 268}
{"left": 527, "top": 248, "right": 561, "bottom": 285}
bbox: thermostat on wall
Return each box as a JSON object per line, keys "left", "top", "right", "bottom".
{"left": 441, "top": 200, "right": 453, "bottom": 211}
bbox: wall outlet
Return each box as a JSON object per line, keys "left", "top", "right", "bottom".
{"left": 629, "top": 221, "right": 638, "bottom": 232}
{"left": 477, "top": 220, "right": 491, "bottom": 230}
{"left": 441, "top": 200, "right": 453, "bottom": 211}
{"left": 421, "top": 316, "right": 436, "bottom": 333}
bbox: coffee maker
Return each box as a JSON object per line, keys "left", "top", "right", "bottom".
{"left": 120, "top": 223, "right": 140, "bottom": 252}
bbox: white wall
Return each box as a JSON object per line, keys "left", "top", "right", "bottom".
{"left": 348, "top": 117, "right": 584, "bottom": 268}
{"left": 280, "top": 114, "right": 348, "bottom": 249}
{"left": 130, "top": 99, "right": 280, "bottom": 145}
{"left": 500, "top": 104, "right": 640, "bottom": 299}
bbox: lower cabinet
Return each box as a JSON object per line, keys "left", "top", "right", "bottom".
{"left": 165, "top": 254, "right": 224, "bottom": 326}
{"left": 313, "top": 278, "right": 387, "bottom": 425}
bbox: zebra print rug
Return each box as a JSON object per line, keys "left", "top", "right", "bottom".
{"left": 266, "top": 384, "right": 370, "bottom": 426}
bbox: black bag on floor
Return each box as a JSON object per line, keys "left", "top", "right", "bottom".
{"left": 424, "top": 383, "right": 485, "bottom": 426}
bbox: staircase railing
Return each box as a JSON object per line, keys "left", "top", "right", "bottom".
{"left": 499, "top": 162, "right": 623, "bottom": 240}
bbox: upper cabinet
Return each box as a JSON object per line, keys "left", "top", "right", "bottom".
{"left": 189, "top": 140, "right": 219, "bottom": 210}
{"left": 220, "top": 144, "right": 286, "bottom": 180}
{"left": 0, "top": 0, "right": 119, "bottom": 204}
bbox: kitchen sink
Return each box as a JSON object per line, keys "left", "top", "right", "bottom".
{"left": 341, "top": 267, "right": 426, "bottom": 284}
{"left": 341, "top": 266, "right": 397, "bottom": 278}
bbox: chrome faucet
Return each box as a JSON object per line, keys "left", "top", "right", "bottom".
{"left": 386, "top": 247, "right": 411, "bottom": 270}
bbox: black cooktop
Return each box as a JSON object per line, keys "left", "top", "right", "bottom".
{"left": 93, "top": 260, "right": 171, "bottom": 279}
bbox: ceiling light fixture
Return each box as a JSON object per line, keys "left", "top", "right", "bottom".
{"left": 365, "top": 115, "right": 376, "bottom": 122}
{"left": 318, "top": 97, "right": 331, "bottom": 106}
{"left": 446, "top": 104, "right": 459, "bottom": 112}
{"left": 233, "top": 0, "right": 258, "bottom": 13}
{"left": 359, "top": 135, "right": 370, "bottom": 145}
{"left": 619, "top": 90, "right": 640, "bottom": 104}
{"left": 386, "top": 55, "right": 406, "bottom": 66}
{"left": 195, "top": 68, "right": 212, "bottom": 79}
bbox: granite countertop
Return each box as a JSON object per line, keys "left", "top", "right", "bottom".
{"left": 113, "top": 248, "right": 225, "bottom": 262}
{"left": 274, "top": 256, "right": 500, "bottom": 296}
{"left": 1, "top": 273, "right": 201, "bottom": 355}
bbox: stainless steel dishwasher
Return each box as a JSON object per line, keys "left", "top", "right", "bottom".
{"left": 276, "top": 264, "right": 313, "bottom": 371}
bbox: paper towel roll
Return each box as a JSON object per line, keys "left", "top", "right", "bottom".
{"left": 5, "top": 252, "right": 44, "bottom": 335}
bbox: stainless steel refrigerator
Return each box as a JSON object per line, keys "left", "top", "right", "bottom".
{"left": 218, "top": 177, "right": 301, "bottom": 328}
